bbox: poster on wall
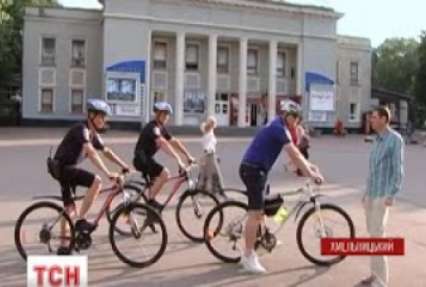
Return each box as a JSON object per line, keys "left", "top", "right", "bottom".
{"left": 310, "top": 90, "right": 335, "bottom": 112}
{"left": 184, "top": 90, "right": 205, "bottom": 114}
{"left": 310, "top": 84, "right": 335, "bottom": 112}
{"left": 106, "top": 78, "right": 137, "bottom": 103}
{"left": 105, "top": 60, "right": 145, "bottom": 117}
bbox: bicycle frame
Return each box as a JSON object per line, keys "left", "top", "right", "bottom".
{"left": 268, "top": 180, "right": 325, "bottom": 235}
{"left": 33, "top": 180, "right": 125, "bottom": 227}
{"left": 155, "top": 173, "right": 187, "bottom": 208}
{"left": 92, "top": 184, "right": 123, "bottom": 225}
{"left": 127, "top": 164, "right": 198, "bottom": 209}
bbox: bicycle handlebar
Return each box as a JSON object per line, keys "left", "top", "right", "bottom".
{"left": 178, "top": 162, "right": 198, "bottom": 177}
{"left": 279, "top": 179, "right": 321, "bottom": 197}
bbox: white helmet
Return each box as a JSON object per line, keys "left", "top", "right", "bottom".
{"left": 280, "top": 100, "right": 301, "bottom": 113}
{"left": 87, "top": 99, "right": 111, "bottom": 116}
{"left": 153, "top": 102, "right": 173, "bottom": 114}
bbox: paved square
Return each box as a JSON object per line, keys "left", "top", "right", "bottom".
{"left": 0, "top": 128, "right": 425, "bottom": 286}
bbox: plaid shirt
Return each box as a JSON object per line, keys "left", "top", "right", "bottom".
{"left": 367, "top": 128, "right": 404, "bottom": 198}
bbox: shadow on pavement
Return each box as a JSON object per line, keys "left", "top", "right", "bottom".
{"left": 88, "top": 259, "right": 330, "bottom": 287}
{"left": 0, "top": 247, "right": 26, "bottom": 287}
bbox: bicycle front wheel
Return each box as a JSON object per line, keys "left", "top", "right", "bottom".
{"left": 296, "top": 203, "right": 355, "bottom": 266}
{"left": 15, "top": 201, "right": 75, "bottom": 260}
{"left": 204, "top": 200, "right": 248, "bottom": 263}
{"left": 106, "top": 184, "right": 147, "bottom": 235}
{"left": 176, "top": 189, "right": 219, "bottom": 242}
{"left": 109, "top": 203, "right": 167, "bottom": 268}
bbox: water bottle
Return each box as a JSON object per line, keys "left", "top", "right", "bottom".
{"left": 273, "top": 206, "right": 289, "bottom": 224}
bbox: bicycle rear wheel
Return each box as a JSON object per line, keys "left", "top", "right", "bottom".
{"left": 15, "top": 201, "right": 75, "bottom": 260}
{"left": 106, "top": 184, "right": 147, "bottom": 235}
{"left": 204, "top": 200, "right": 248, "bottom": 263}
{"left": 176, "top": 189, "right": 219, "bottom": 242}
{"left": 296, "top": 203, "right": 355, "bottom": 266}
{"left": 109, "top": 203, "right": 167, "bottom": 268}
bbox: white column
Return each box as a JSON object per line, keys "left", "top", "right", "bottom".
{"left": 296, "top": 43, "right": 303, "bottom": 96}
{"left": 145, "top": 29, "right": 152, "bottom": 124}
{"left": 238, "top": 37, "right": 248, "bottom": 127}
{"left": 268, "top": 40, "right": 277, "bottom": 121}
{"left": 207, "top": 34, "right": 218, "bottom": 117}
{"left": 175, "top": 31, "right": 185, "bottom": 126}
{"left": 296, "top": 42, "right": 307, "bottom": 120}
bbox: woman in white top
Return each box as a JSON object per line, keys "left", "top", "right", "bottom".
{"left": 197, "top": 116, "right": 224, "bottom": 194}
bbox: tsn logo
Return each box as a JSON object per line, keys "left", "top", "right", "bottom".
{"left": 27, "top": 256, "right": 87, "bottom": 287}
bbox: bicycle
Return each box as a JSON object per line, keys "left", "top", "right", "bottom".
{"left": 203, "top": 180, "right": 356, "bottom": 266}
{"left": 14, "top": 173, "right": 167, "bottom": 268}
{"left": 106, "top": 163, "right": 221, "bottom": 242}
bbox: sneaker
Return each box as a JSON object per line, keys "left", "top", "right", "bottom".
{"left": 75, "top": 219, "right": 97, "bottom": 234}
{"left": 57, "top": 246, "right": 71, "bottom": 255}
{"left": 147, "top": 199, "right": 163, "bottom": 213}
{"left": 240, "top": 252, "right": 267, "bottom": 274}
{"left": 144, "top": 203, "right": 161, "bottom": 233}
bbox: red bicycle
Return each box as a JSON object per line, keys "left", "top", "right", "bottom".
{"left": 107, "top": 163, "right": 220, "bottom": 242}
{"left": 14, "top": 173, "right": 167, "bottom": 268}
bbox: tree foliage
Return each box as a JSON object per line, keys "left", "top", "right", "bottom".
{"left": 373, "top": 38, "right": 419, "bottom": 95}
{"left": 414, "top": 31, "right": 426, "bottom": 126}
{"left": 0, "top": 0, "right": 59, "bottom": 95}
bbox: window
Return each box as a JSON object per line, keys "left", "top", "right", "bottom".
{"left": 106, "top": 78, "right": 137, "bottom": 102}
{"left": 71, "top": 89, "right": 84, "bottom": 114}
{"left": 277, "top": 52, "right": 286, "bottom": 77}
{"left": 217, "top": 46, "right": 229, "bottom": 74}
{"left": 290, "top": 67, "right": 295, "bottom": 79}
{"left": 71, "top": 40, "right": 85, "bottom": 67}
{"left": 40, "top": 88, "right": 53, "bottom": 113}
{"left": 223, "top": 103, "right": 228, "bottom": 114}
{"left": 350, "top": 62, "right": 359, "bottom": 85}
{"left": 349, "top": 103, "right": 359, "bottom": 122}
{"left": 41, "top": 37, "right": 56, "bottom": 66}
{"left": 247, "top": 49, "right": 258, "bottom": 75}
{"left": 186, "top": 43, "right": 199, "bottom": 71}
{"left": 153, "top": 42, "right": 167, "bottom": 70}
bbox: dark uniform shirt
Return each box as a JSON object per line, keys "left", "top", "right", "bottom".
{"left": 134, "top": 120, "right": 172, "bottom": 157}
{"left": 54, "top": 123, "right": 105, "bottom": 166}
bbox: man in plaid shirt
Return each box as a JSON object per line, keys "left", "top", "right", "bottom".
{"left": 360, "top": 106, "right": 404, "bottom": 287}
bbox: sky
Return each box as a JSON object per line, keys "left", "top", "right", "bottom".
{"left": 59, "top": 0, "right": 425, "bottom": 47}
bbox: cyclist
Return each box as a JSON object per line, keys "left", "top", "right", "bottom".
{"left": 239, "top": 102, "right": 324, "bottom": 273}
{"left": 133, "top": 102, "right": 195, "bottom": 209}
{"left": 52, "top": 99, "right": 130, "bottom": 255}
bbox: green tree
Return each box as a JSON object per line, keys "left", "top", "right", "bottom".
{"left": 414, "top": 31, "right": 426, "bottom": 127}
{"left": 373, "top": 38, "right": 419, "bottom": 95}
{"left": 0, "top": 0, "right": 59, "bottom": 98}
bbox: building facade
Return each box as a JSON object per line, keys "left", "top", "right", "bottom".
{"left": 23, "top": 0, "right": 371, "bottom": 129}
